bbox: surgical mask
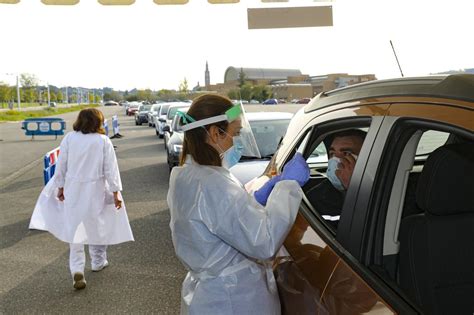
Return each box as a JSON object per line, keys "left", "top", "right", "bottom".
{"left": 326, "top": 157, "right": 345, "bottom": 191}
{"left": 221, "top": 136, "right": 244, "bottom": 169}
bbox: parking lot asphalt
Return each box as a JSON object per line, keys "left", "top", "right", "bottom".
{"left": 0, "top": 103, "right": 303, "bottom": 313}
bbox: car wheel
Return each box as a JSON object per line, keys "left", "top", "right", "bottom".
{"left": 156, "top": 130, "right": 159, "bottom": 136}
{"left": 159, "top": 134, "right": 164, "bottom": 139}
{"left": 138, "top": 121, "right": 142, "bottom": 125}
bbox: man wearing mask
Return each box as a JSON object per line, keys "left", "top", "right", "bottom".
{"left": 306, "top": 129, "right": 367, "bottom": 229}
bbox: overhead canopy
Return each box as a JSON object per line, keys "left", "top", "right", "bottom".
{"left": 1, "top": 0, "right": 333, "bottom": 29}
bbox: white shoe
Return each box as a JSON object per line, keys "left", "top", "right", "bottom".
{"left": 73, "top": 272, "right": 86, "bottom": 290}
{"left": 92, "top": 260, "right": 109, "bottom": 272}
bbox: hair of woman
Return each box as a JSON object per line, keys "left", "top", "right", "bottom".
{"left": 73, "top": 108, "right": 106, "bottom": 135}
{"left": 179, "top": 94, "right": 234, "bottom": 166}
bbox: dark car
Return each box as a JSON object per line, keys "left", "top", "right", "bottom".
{"left": 134, "top": 104, "right": 152, "bottom": 125}
{"left": 296, "top": 97, "right": 311, "bottom": 104}
{"left": 262, "top": 98, "right": 278, "bottom": 105}
{"left": 104, "top": 100, "right": 118, "bottom": 106}
{"left": 248, "top": 74, "right": 474, "bottom": 315}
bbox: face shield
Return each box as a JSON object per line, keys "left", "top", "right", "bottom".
{"left": 178, "top": 102, "right": 261, "bottom": 158}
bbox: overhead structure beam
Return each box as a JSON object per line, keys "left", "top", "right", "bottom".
{"left": 208, "top": 0, "right": 239, "bottom": 3}
{"left": 248, "top": 5, "right": 333, "bottom": 29}
{"left": 41, "top": 0, "right": 79, "bottom": 4}
{"left": 0, "top": 0, "right": 20, "bottom": 3}
{"left": 154, "top": 0, "right": 188, "bottom": 4}
{"left": 98, "top": 0, "right": 135, "bottom": 4}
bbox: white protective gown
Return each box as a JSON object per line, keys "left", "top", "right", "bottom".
{"left": 168, "top": 156, "right": 303, "bottom": 315}
{"left": 29, "top": 131, "right": 134, "bottom": 245}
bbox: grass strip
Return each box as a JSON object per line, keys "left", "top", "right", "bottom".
{"left": 0, "top": 104, "right": 100, "bottom": 122}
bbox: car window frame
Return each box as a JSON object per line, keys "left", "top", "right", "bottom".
{"left": 279, "top": 114, "right": 420, "bottom": 313}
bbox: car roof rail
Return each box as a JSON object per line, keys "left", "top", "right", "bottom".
{"left": 305, "top": 74, "right": 474, "bottom": 113}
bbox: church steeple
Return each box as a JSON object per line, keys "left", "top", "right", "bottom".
{"left": 205, "top": 61, "right": 210, "bottom": 87}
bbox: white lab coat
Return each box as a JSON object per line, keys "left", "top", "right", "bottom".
{"left": 29, "top": 131, "right": 134, "bottom": 245}
{"left": 168, "top": 156, "right": 303, "bottom": 315}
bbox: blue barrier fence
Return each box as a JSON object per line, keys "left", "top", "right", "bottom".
{"left": 104, "top": 119, "right": 109, "bottom": 136}
{"left": 22, "top": 118, "right": 66, "bottom": 140}
{"left": 43, "top": 147, "right": 60, "bottom": 185}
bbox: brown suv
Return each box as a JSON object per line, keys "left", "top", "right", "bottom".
{"left": 254, "top": 74, "right": 474, "bottom": 314}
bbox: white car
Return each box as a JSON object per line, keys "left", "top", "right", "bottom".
{"left": 230, "top": 112, "right": 293, "bottom": 185}
{"left": 163, "top": 103, "right": 191, "bottom": 145}
{"left": 147, "top": 104, "right": 162, "bottom": 127}
{"left": 154, "top": 103, "right": 173, "bottom": 138}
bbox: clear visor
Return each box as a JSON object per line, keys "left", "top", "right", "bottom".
{"left": 177, "top": 102, "right": 261, "bottom": 158}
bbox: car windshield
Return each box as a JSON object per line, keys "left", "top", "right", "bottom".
{"left": 160, "top": 104, "right": 171, "bottom": 115}
{"left": 139, "top": 105, "right": 152, "bottom": 112}
{"left": 248, "top": 119, "right": 291, "bottom": 159}
{"left": 151, "top": 104, "right": 160, "bottom": 112}
{"left": 168, "top": 106, "right": 189, "bottom": 120}
{"left": 172, "top": 109, "right": 189, "bottom": 132}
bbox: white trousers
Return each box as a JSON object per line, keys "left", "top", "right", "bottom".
{"left": 69, "top": 243, "right": 107, "bottom": 276}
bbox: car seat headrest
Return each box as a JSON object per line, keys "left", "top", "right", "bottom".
{"left": 416, "top": 143, "right": 474, "bottom": 215}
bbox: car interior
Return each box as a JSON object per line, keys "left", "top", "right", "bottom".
{"left": 298, "top": 125, "right": 371, "bottom": 233}
{"left": 381, "top": 127, "right": 474, "bottom": 314}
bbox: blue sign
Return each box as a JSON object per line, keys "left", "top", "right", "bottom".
{"left": 22, "top": 118, "right": 66, "bottom": 139}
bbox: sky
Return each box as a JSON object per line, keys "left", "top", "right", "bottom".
{"left": 0, "top": 0, "right": 473, "bottom": 91}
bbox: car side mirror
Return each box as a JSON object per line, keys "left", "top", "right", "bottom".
{"left": 159, "top": 118, "right": 166, "bottom": 123}
{"left": 163, "top": 125, "right": 170, "bottom": 132}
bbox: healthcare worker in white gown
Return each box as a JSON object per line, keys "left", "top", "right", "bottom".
{"left": 167, "top": 94, "right": 310, "bottom": 314}
{"left": 29, "top": 108, "right": 134, "bottom": 290}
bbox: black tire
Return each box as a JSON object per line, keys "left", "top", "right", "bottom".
{"left": 159, "top": 134, "right": 164, "bottom": 139}
{"left": 135, "top": 120, "right": 139, "bottom": 125}
{"left": 156, "top": 130, "right": 159, "bottom": 136}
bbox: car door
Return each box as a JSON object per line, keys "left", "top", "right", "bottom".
{"left": 273, "top": 104, "right": 400, "bottom": 314}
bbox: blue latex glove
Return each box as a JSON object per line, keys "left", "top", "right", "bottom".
{"left": 280, "top": 153, "right": 310, "bottom": 186}
{"left": 254, "top": 153, "right": 310, "bottom": 206}
{"left": 254, "top": 175, "right": 282, "bottom": 206}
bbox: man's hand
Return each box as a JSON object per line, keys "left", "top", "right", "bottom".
{"left": 335, "top": 154, "right": 357, "bottom": 189}
{"left": 113, "top": 192, "right": 122, "bottom": 210}
{"left": 57, "top": 187, "right": 65, "bottom": 201}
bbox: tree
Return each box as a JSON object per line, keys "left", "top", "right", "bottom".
{"left": 238, "top": 68, "right": 246, "bottom": 88}
{"left": 240, "top": 83, "right": 253, "bottom": 101}
{"left": 57, "top": 90, "right": 64, "bottom": 103}
{"left": 179, "top": 78, "right": 188, "bottom": 94}
{"left": 0, "top": 83, "right": 12, "bottom": 107}
{"left": 227, "top": 89, "right": 240, "bottom": 100}
{"left": 20, "top": 73, "right": 39, "bottom": 103}
{"left": 251, "top": 85, "right": 272, "bottom": 102}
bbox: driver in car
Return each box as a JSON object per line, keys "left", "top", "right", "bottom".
{"left": 306, "top": 129, "right": 366, "bottom": 229}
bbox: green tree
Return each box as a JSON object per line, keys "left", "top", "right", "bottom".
{"left": 50, "top": 91, "right": 57, "bottom": 102}
{"left": 179, "top": 78, "right": 188, "bottom": 94}
{"left": 89, "top": 93, "right": 95, "bottom": 103}
{"left": 70, "top": 94, "right": 77, "bottom": 103}
{"left": 227, "top": 89, "right": 239, "bottom": 100}
{"left": 238, "top": 68, "right": 246, "bottom": 88}
{"left": 57, "top": 90, "right": 64, "bottom": 103}
{"left": 0, "top": 83, "right": 12, "bottom": 107}
{"left": 240, "top": 83, "right": 253, "bottom": 101}
{"left": 19, "top": 73, "right": 39, "bottom": 103}
{"left": 251, "top": 85, "right": 272, "bottom": 102}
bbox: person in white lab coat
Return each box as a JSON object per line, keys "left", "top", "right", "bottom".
{"left": 29, "top": 108, "right": 134, "bottom": 290}
{"left": 168, "top": 94, "right": 310, "bottom": 314}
